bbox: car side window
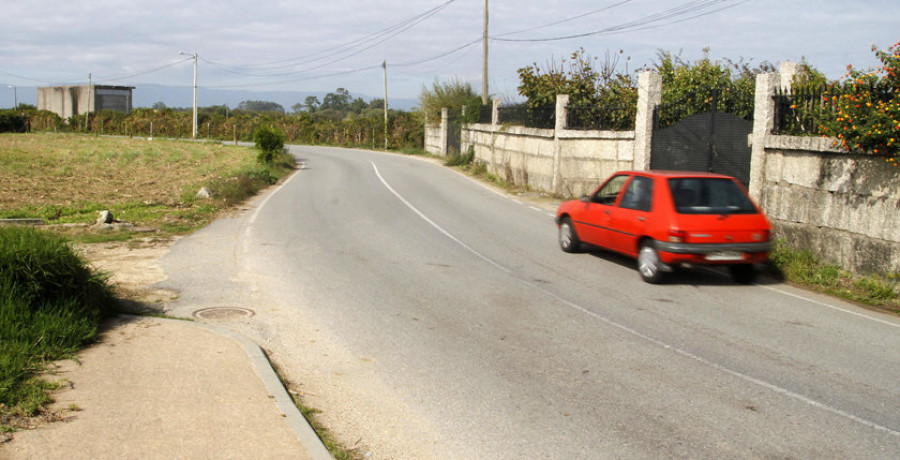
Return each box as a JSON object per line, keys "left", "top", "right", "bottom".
{"left": 591, "top": 175, "right": 629, "bottom": 205}
{"left": 619, "top": 176, "right": 653, "bottom": 211}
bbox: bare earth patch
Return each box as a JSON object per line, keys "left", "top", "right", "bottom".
{"left": 74, "top": 238, "right": 179, "bottom": 313}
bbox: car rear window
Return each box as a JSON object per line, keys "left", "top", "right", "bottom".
{"left": 668, "top": 178, "right": 758, "bottom": 215}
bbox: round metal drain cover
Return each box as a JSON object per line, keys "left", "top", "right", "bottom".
{"left": 193, "top": 307, "right": 255, "bottom": 322}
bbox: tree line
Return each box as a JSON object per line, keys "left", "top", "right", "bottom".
{"left": 2, "top": 88, "right": 423, "bottom": 151}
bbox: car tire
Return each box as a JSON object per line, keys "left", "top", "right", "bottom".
{"left": 729, "top": 264, "right": 757, "bottom": 284}
{"left": 637, "top": 240, "right": 664, "bottom": 284}
{"left": 558, "top": 217, "right": 582, "bottom": 253}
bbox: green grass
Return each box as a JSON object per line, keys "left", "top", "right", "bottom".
{"left": 0, "top": 133, "right": 295, "bottom": 242}
{"left": 768, "top": 239, "right": 899, "bottom": 313}
{"left": 0, "top": 133, "right": 296, "bottom": 430}
{"left": 0, "top": 226, "right": 117, "bottom": 428}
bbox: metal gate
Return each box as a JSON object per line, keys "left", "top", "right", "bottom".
{"left": 651, "top": 89, "right": 753, "bottom": 185}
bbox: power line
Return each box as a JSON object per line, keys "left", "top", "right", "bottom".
{"left": 494, "top": 0, "right": 752, "bottom": 42}
{"left": 95, "top": 58, "right": 193, "bottom": 84}
{"left": 202, "top": 0, "right": 458, "bottom": 77}
{"left": 493, "top": 0, "right": 633, "bottom": 38}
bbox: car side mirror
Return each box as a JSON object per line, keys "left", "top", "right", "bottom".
{"left": 580, "top": 195, "right": 590, "bottom": 203}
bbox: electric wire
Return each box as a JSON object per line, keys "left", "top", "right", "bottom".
{"left": 202, "top": 0, "right": 458, "bottom": 76}
{"left": 494, "top": 0, "right": 750, "bottom": 42}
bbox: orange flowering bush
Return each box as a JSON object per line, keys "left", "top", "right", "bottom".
{"left": 820, "top": 42, "right": 900, "bottom": 166}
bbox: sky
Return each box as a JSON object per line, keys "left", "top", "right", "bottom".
{"left": 2, "top": 0, "right": 898, "bottom": 109}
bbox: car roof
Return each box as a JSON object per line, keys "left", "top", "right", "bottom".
{"left": 622, "top": 170, "right": 738, "bottom": 180}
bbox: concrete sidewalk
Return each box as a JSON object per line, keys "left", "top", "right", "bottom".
{"left": 3, "top": 316, "right": 332, "bottom": 460}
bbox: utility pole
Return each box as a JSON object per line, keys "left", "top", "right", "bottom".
{"left": 7, "top": 85, "right": 16, "bottom": 110}
{"left": 84, "top": 73, "right": 92, "bottom": 132}
{"left": 482, "top": 0, "right": 489, "bottom": 104}
{"left": 383, "top": 60, "right": 389, "bottom": 150}
{"left": 180, "top": 51, "right": 198, "bottom": 138}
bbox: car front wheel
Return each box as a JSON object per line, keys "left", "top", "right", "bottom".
{"left": 637, "top": 240, "right": 664, "bottom": 284}
{"left": 558, "top": 217, "right": 582, "bottom": 253}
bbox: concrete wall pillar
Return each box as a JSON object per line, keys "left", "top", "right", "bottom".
{"left": 779, "top": 61, "right": 800, "bottom": 91}
{"left": 633, "top": 71, "right": 661, "bottom": 171}
{"left": 749, "top": 72, "right": 779, "bottom": 201}
{"left": 552, "top": 94, "right": 569, "bottom": 192}
{"left": 491, "top": 97, "right": 501, "bottom": 126}
{"left": 439, "top": 107, "right": 449, "bottom": 156}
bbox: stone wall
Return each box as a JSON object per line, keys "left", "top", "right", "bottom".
{"left": 760, "top": 136, "right": 900, "bottom": 275}
{"left": 424, "top": 122, "right": 443, "bottom": 156}
{"left": 435, "top": 66, "right": 900, "bottom": 276}
{"left": 459, "top": 73, "right": 657, "bottom": 197}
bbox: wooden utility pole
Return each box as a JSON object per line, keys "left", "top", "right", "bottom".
{"left": 482, "top": 0, "right": 489, "bottom": 104}
{"left": 383, "top": 60, "right": 389, "bottom": 150}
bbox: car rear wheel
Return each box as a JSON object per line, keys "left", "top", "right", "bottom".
{"left": 558, "top": 217, "right": 582, "bottom": 253}
{"left": 729, "top": 264, "right": 757, "bottom": 284}
{"left": 638, "top": 240, "right": 664, "bottom": 284}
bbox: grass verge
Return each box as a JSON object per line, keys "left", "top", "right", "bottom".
{"left": 267, "top": 361, "right": 360, "bottom": 460}
{"left": 767, "top": 240, "right": 899, "bottom": 313}
{"left": 0, "top": 133, "right": 295, "bottom": 241}
{"left": 0, "top": 132, "right": 296, "bottom": 433}
{"left": 0, "top": 226, "right": 118, "bottom": 431}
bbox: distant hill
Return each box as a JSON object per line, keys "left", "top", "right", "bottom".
{"left": 2, "top": 83, "right": 419, "bottom": 112}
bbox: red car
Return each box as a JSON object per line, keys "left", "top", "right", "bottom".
{"left": 556, "top": 171, "right": 771, "bottom": 284}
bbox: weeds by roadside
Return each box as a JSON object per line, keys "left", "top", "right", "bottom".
{"left": 0, "top": 226, "right": 118, "bottom": 431}
{"left": 767, "top": 240, "right": 899, "bottom": 313}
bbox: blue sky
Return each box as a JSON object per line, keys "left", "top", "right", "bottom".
{"left": 2, "top": 0, "right": 898, "bottom": 108}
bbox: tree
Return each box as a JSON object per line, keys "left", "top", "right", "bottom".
{"left": 237, "top": 100, "right": 285, "bottom": 114}
{"left": 418, "top": 78, "right": 482, "bottom": 123}
{"left": 303, "top": 95, "right": 320, "bottom": 113}
{"left": 649, "top": 48, "right": 775, "bottom": 124}
{"left": 517, "top": 48, "right": 636, "bottom": 129}
{"left": 321, "top": 88, "right": 351, "bottom": 111}
{"left": 152, "top": 101, "right": 167, "bottom": 110}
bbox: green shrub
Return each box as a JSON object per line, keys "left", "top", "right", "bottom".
{"left": 0, "top": 111, "right": 28, "bottom": 133}
{"left": 253, "top": 125, "right": 285, "bottom": 164}
{"left": 0, "top": 227, "right": 116, "bottom": 419}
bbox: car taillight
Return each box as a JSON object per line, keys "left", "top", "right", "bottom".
{"left": 668, "top": 229, "right": 687, "bottom": 243}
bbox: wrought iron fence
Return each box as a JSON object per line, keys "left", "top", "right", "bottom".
{"left": 567, "top": 104, "right": 636, "bottom": 131}
{"left": 772, "top": 86, "right": 829, "bottom": 135}
{"left": 773, "top": 83, "right": 894, "bottom": 135}
{"left": 478, "top": 105, "right": 492, "bottom": 124}
{"left": 497, "top": 104, "right": 555, "bottom": 129}
{"left": 655, "top": 88, "right": 754, "bottom": 130}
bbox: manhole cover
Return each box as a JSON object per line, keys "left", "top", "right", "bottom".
{"left": 193, "top": 307, "right": 255, "bottom": 322}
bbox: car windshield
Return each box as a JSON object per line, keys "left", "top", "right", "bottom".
{"left": 668, "top": 178, "right": 758, "bottom": 215}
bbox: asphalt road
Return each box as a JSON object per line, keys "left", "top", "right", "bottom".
{"left": 160, "top": 145, "right": 900, "bottom": 459}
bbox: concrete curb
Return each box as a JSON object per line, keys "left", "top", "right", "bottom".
{"left": 178, "top": 319, "right": 333, "bottom": 460}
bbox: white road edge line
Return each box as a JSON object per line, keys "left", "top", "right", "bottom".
{"left": 760, "top": 284, "right": 900, "bottom": 329}
{"left": 372, "top": 161, "right": 900, "bottom": 439}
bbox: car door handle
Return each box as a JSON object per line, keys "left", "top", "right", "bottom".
{"left": 638, "top": 216, "right": 645, "bottom": 221}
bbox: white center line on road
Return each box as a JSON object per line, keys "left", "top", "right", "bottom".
{"left": 372, "top": 161, "right": 900, "bottom": 438}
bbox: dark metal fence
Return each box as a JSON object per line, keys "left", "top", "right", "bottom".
{"left": 772, "top": 86, "right": 828, "bottom": 135}
{"left": 567, "top": 104, "right": 636, "bottom": 131}
{"left": 773, "top": 83, "right": 895, "bottom": 135}
{"left": 655, "top": 88, "right": 754, "bottom": 130}
{"left": 497, "top": 104, "right": 555, "bottom": 129}
{"left": 478, "top": 105, "right": 492, "bottom": 124}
